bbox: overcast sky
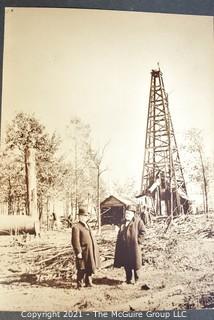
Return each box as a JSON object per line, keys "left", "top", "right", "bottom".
{"left": 1, "top": 8, "right": 214, "bottom": 192}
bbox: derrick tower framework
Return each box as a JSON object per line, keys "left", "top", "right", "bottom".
{"left": 140, "top": 69, "right": 189, "bottom": 216}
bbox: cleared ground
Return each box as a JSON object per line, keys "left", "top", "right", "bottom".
{"left": 0, "top": 214, "right": 213, "bottom": 311}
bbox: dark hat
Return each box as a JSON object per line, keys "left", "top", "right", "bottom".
{"left": 126, "top": 204, "right": 136, "bottom": 213}
{"left": 78, "top": 208, "right": 88, "bottom": 216}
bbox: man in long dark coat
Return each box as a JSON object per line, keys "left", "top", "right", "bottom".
{"left": 71, "top": 208, "right": 100, "bottom": 288}
{"left": 114, "top": 205, "right": 146, "bottom": 284}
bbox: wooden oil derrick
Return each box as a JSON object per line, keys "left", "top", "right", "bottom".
{"left": 138, "top": 68, "right": 189, "bottom": 217}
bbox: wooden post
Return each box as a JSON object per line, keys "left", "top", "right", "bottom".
{"left": 65, "top": 191, "right": 69, "bottom": 219}
{"left": 74, "top": 139, "right": 78, "bottom": 220}
{"left": 46, "top": 196, "right": 50, "bottom": 231}
{"left": 97, "top": 168, "right": 101, "bottom": 235}
{"left": 198, "top": 148, "right": 209, "bottom": 216}
{"left": 8, "top": 177, "right": 13, "bottom": 215}
{"left": 24, "top": 149, "right": 29, "bottom": 216}
{"left": 25, "top": 147, "right": 39, "bottom": 235}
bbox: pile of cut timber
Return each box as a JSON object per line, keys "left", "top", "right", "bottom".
{"left": 0, "top": 214, "right": 213, "bottom": 286}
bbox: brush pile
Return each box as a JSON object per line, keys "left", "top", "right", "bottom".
{"left": 0, "top": 214, "right": 213, "bottom": 287}
{"left": 142, "top": 214, "right": 214, "bottom": 272}
{"left": 0, "top": 228, "right": 117, "bottom": 286}
{"left": 0, "top": 232, "right": 75, "bottom": 285}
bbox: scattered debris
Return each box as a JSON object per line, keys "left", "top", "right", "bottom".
{"left": 141, "top": 284, "right": 150, "bottom": 290}
{"left": 0, "top": 214, "right": 213, "bottom": 311}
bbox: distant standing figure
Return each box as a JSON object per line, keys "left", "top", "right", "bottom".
{"left": 67, "top": 214, "right": 72, "bottom": 228}
{"left": 141, "top": 205, "right": 152, "bottom": 226}
{"left": 114, "top": 205, "right": 146, "bottom": 284}
{"left": 71, "top": 208, "right": 100, "bottom": 288}
{"left": 50, "top": 212, "right": 57, "bottom": 230}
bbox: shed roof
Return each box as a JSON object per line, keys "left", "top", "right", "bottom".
{"left": 100, "top": 194, "right": 136, "bottom": 207}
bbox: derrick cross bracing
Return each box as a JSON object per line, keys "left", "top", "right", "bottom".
{"left": 139, "top": 68, "right": 189, "bottom": 217}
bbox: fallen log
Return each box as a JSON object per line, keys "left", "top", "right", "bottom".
{"left": 37, "top": 249, "right": 71, "bottom": 266}
{"left": 0, "top": 215, "right": 36, "bottom": 235}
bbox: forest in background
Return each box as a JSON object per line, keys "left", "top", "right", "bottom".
{"left": 0, "top": 112, "right": 213, "bottom": 230}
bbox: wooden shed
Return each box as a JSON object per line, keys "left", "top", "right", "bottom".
{"left": 100, "top": 195, "right": 136, "bottom": 225}
{"left": 100, "top": 195, "right": 125, "bottom": 225}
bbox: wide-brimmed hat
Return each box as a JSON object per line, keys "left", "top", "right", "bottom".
{"left": 78, "top": 208, "right": 89, "bottom": 216}
{"left": 126, "top": 204, "right": 136, "bottom": 213}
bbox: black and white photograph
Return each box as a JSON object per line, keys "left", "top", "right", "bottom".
{"left": 0, "top": 4, "right": 213, "bottom": 312}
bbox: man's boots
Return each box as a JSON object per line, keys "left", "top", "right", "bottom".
{"left": 76, "top": 270, "right": 84, "bottom": 289}
{"left": 85, "top": 274, "right": 93, "bottom": 287}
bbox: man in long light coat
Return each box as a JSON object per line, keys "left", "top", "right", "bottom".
{"left": 71, "top": 208, "right": 100, "bottom": 288}
{"left": 114, "top": 205, "right": 146, "bottom": 284}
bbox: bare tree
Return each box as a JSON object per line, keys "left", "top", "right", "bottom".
{"left": 88, "top": 142, "right": 109, "bottom": 235}
{"left": 182, "top": 129, "right": 211, "bottom": 216}
{"left": 112, "top": 177, "right": 139, "bottom": 200}
{"left": 66, "top": 118, "right": 92, "bottom": 219}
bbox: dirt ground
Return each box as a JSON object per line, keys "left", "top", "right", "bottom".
{"left": 0, "top": 214, "right": 214, "bottom": 311}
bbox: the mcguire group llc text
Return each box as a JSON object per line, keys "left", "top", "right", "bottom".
{"left": 94, "top": 311, "right": 187, "bottom": 318}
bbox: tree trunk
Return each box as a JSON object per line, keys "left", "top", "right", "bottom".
{"left": 46, "top": 196, "right": 50, "bottom": 231}
{"left": 201, "top": 185, "right": 206, "bottom": 214}
{"left": 38, "top": 196, "right": 43, "bottom": 223}
{"left": 97, "top": 168, "right": 101, "bottom": 235}
{"left": 8, "top": 177, "right": 13, "bottom": 215}
{"left": 65, "top": 191, "right": 69, "bottom": 219}
{"left": 74, "top": 140, "right": 78, "bottom": 220}
{"left": 25, "top": 147, "right": 40, "bottom": 234}
{"left": 71, "top": 192, "right": 76, "bottom": 221}
{"left": 24, "top": 149, "right": 29, "bottom": 215}
{"left": 199, "top": 148, "right": 208, "bottom": 216}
